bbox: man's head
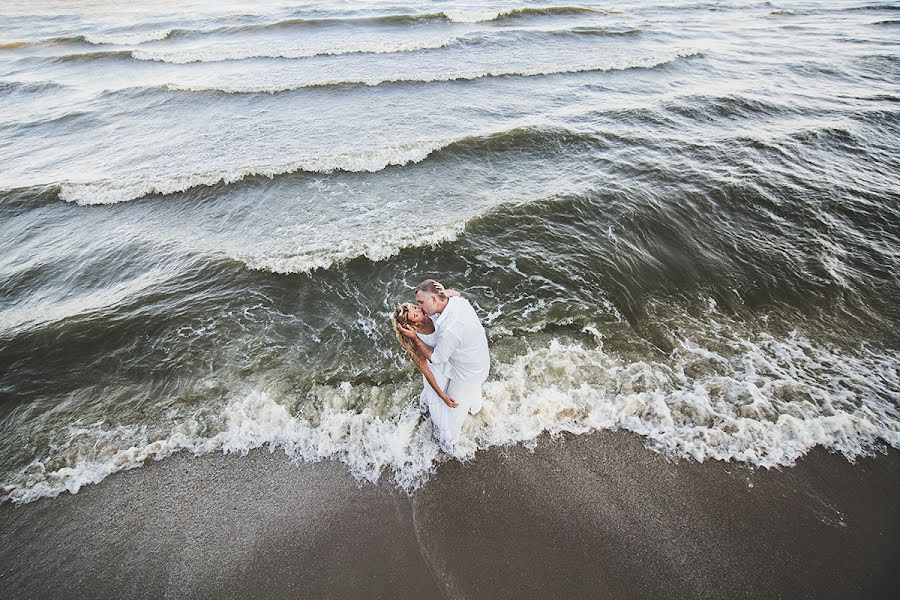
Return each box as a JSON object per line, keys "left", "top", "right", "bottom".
{"left": 415, "top": 279, "right": 449, "bottom": 315}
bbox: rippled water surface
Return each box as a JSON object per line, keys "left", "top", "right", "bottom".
{"left": 1, "top": 0, "right": 898, "bottom": 503}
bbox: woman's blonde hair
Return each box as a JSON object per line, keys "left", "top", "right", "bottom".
{"left": 391, "top": 303, "right": 422, "bottom": 369}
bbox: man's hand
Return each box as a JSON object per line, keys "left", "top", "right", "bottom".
{"left": 440, "top": 394, "right": 458, "bottom": 409}
{"left": 398, "top": 324, "right": 418, "bottom": 340}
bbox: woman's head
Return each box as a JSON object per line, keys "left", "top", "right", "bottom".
{"left": 391, "top": 303, "right": 422, "bottom": 366}
{"left": 394, "top": 302, "right": 424, "bottom": 326}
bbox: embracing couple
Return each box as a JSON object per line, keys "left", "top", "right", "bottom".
{"left": 391, "top": 280, "right": 490, "bottom": 453}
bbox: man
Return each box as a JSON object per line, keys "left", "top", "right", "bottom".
{"left": 399, "top": 279, "right": 490, "bottom": 416}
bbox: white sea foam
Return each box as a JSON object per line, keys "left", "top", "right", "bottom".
{"left": 132, "top": 36, "right": 461, "bottom": 63}
{"left": 442, "top": 7, "right": 604, "bottom": 23}
{"left": 233, "top": 220, "right": 466, "bottom": 274}
{"left": 84, "top": 29, "right": 175, "bottom": 45}
{"left": 3, "top": 329, "right": 897, "bottom": 505}
{"left": 443, "top": 10, "right": 506, "bottom": 23}
{"left": 160, "top": 49, "right": 700, "bottom": 94}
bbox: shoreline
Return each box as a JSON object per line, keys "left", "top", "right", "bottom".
{"left": 1, "top": 430, "right": 898, "bottom": 599}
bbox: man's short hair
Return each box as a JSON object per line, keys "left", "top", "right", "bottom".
{"left": 415, "top": 279, "right": 447, "bottom": 301}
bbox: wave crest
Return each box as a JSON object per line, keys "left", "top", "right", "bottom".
{"left": 130, "top": 27, "right": 641, "bottom": 64}
{"left": 162, "top": 48, "right": 701, "bottom": 94}
{"left": 189, "top": 6, "right": 603, "bottom": 32}
{"left": 132, "top": 36, "right": 462, "bottom": 63}
{"left": 55, "top": 124, "right": 591, "bottom": 205}
{"left": 83, "top": 29, "right": 177, "bottom": 45}
{"left": 57, "top": 135, "right": 458, "bottom": 205}
{"left": 443, "top": 6, "right": 600, "bottom": 23}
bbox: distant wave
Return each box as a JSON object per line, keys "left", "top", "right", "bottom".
{"left": 0, "top": 6, "right": 617, "bottom": 56}
{"left": 202, "top": 6, "right": 604, "bottom": 31}
{"left": 159, "top": 49, "right": 700, "bottom": 94}
{"left": 0, "top": 80, "right": 65, "bottom": 95}
{"left": 83, "top": 29, "right": 178, "bottom": 45}
{"left": 0, "top": 31, "right": 176, "bottom": 50}
{"left": 132, "top": 27, "right": 641, "bottom": 64}
{"left": 20, "top": 26, "right": 642, "bottom": 65}
{"left": 50, "top": 49, "right": 134, "bottom": 63}
{"left": 133, "top": 36, "right": 463, "bottom": 64}
{"left": 442, "top": 6, "right": 604, "bottom": 23}
{"left": 0, "top": 41, "right": 31, "bottom": 50}
{"left": 846, "top": 4, "right": 900, "bottom": 11}
{"left": 18, "top": 5, "right": 607, "bottom": 53}
{"left": 0, "top": 8, "right": 612, "bottom": 55}
{"left": 0, "top": 35, "right": 94, "bottom": 50}
{"left": 56, "top": 124, "right": 594, "bottom": 206}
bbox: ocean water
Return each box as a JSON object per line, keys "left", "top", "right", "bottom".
{"left": 0, "top": 0, "right": 898, "bottom": 504}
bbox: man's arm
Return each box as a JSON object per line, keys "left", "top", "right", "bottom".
{"left": 428, "top": 328, "right": 462, "bottom": 367}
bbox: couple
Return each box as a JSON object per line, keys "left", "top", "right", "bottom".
{"left": 391, "top": 279, "right": 490, "bottom": 453}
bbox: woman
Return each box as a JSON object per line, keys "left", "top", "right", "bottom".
{"left": 391, "top": 293, "right": 468, "bottom": 453}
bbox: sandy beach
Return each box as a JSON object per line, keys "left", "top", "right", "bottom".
{"left": 2, "top": 430, "right": 897, "bottom": 600}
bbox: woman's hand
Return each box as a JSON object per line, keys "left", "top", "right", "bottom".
{"left": 398, "top": 323, "right": 418, "bottom": 340}
{"left": 433, "top": 281, "right": 460, "bottom": 297}
{"left": 440, "top": 393, "right": 458, "bottom": 409}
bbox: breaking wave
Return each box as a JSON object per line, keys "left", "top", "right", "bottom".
{"left": 25, "top": 5, "right": 608, "bottom": 52}
{"left": 192, "top": 6, "right": 604, "bottom": 31}
{"left": 3, "top": 325, "right": 897, "bottom": 505}
{"left": 131, "top": 27, "right": 641, "bottom": 64}
{"left": 161, "top": 49, "right": 700, "bottom": 93}
{"left": 0, "top": 80, "right": 65, "bottom": 95}
{"left": 442, "top": 6, "right": 604, "bottom": 23}
{"left": 54, "top": 124, "right": 595, "bottom": 205}
{"left": 132, "top": 36, "right": 464, "bottom": 63}
{"left": 83, "top": 29, "right": 178, "bottom": 45}
{"left": 232, "top": 221, "right": 467, "bottom": 275}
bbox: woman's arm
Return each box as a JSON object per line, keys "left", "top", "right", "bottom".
{"left": 415, "top": 354, "right": 458, "bottom": 408}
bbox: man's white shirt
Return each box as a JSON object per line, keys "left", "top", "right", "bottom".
{"left": 428, "top": 296, "right": 490, "bottom": 385}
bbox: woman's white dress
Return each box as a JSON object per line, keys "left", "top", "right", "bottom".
{"left": 416, "top": 328, "right": 469, "bottom": 453}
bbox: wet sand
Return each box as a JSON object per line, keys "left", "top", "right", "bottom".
{"left": 1, "top": 430, "right": 898, "bottom": 599}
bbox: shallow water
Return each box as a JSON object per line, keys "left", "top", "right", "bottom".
{"left": 1, "top": 0, "right": 898, "bottom": 503}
